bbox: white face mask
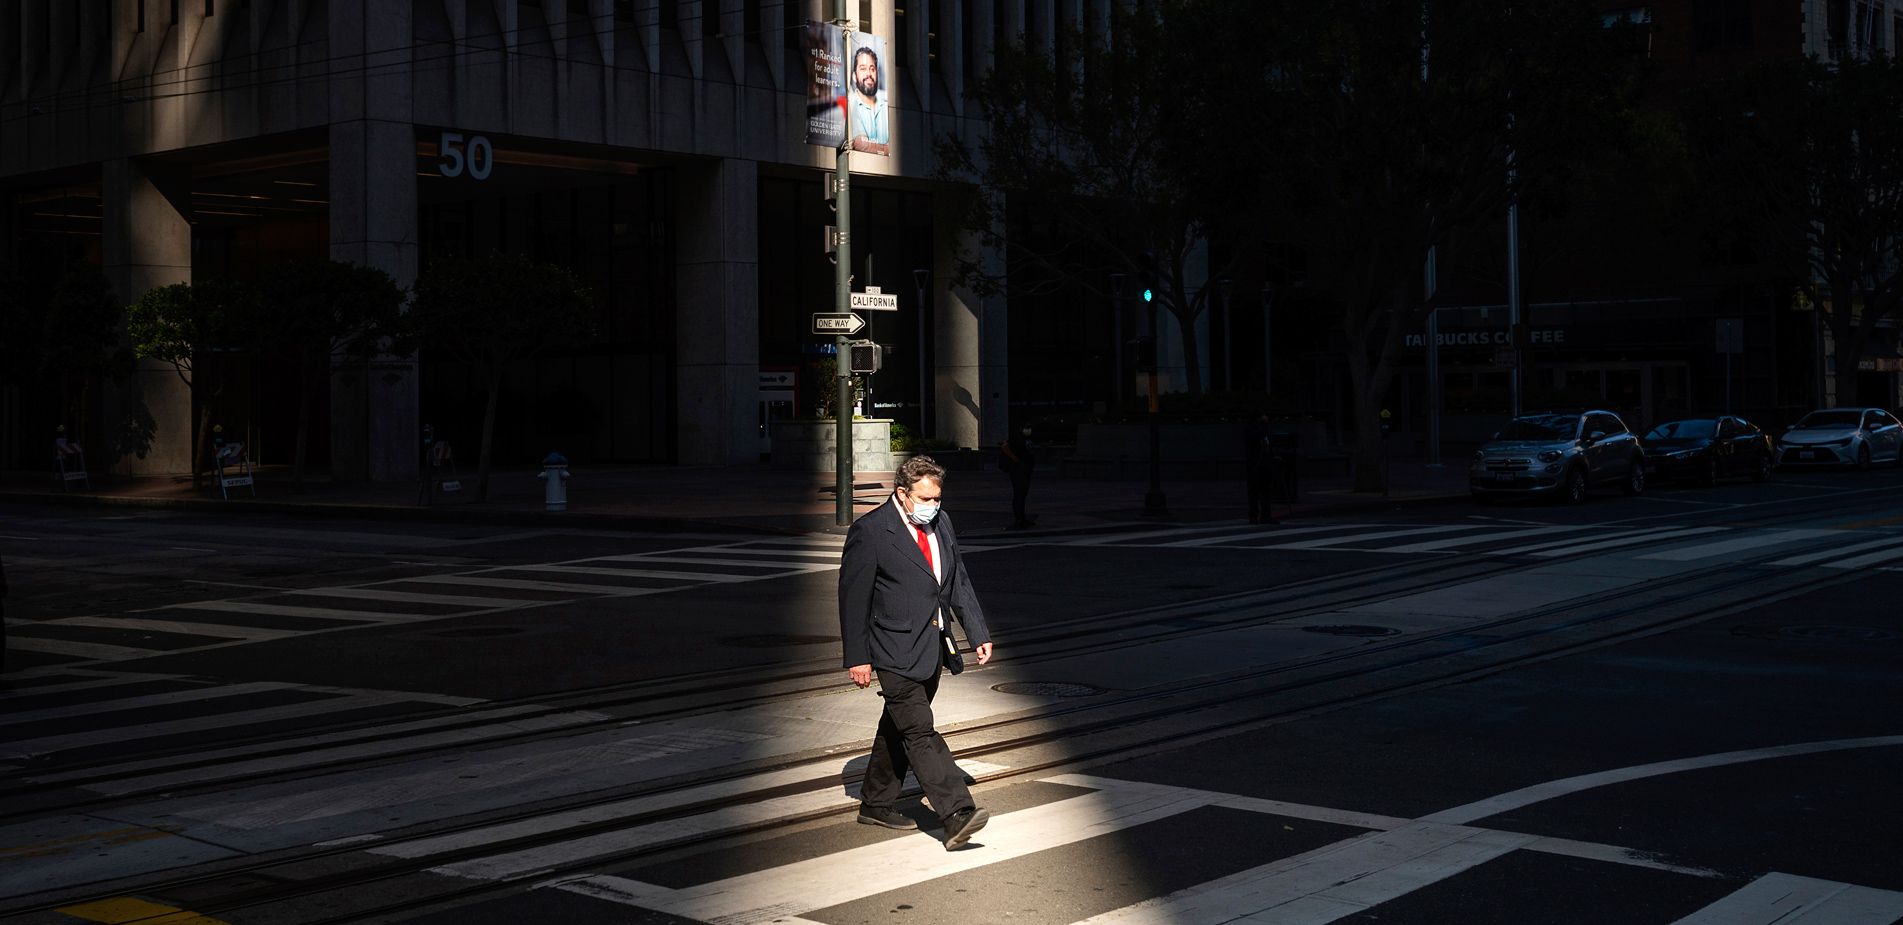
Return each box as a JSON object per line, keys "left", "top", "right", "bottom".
{"left": 907, "top": 500, "right": 939, "bottom": 525}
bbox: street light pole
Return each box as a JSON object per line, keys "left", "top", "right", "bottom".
{"left": 1109, "top": 273, "right": 1125, "bottom": 405}
{"left": 1261, "top": 285, "right": 1274, "bottom": 395}
{"left": 1219, "top": 278, "right": 1233, "bottom": 392}
{"left": 832, "top": 2, "right": 854, "bottom": 526}
{"left": 1144, "top": 293, "right": 1168, "bottom": 518}
{"left": 914, "top": 268, "right": 930, "bottom": 438}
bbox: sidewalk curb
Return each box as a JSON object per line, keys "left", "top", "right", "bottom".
{"left": 0, "top": 491, "right": 795, "bottom": 535}
{"left": 1278, "top": 491, "right": 1471, "bottom": 519}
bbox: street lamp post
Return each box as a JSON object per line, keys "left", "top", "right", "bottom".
{"left": 1109, "top": 273, "right": 1125, "bottom": 405}
{"left": 1144, "top": 290, "right": 1168, "bottom": 518}
{"left": 914, "top": 268, "right": 930, "bottom": 438}
{"left": 1261, "top": 285, "right": 1274, "bottom": 395}
{"left": 1219, "top": 278, "right": 1233, "bottom": 392}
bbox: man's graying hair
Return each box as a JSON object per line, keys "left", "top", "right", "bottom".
{"left": 896, "top": 455, "right": 946, "bottom": 492}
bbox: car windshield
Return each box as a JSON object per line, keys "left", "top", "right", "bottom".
{"left": 1794, "top": 410, "right": 1863, "bottom": 429}
{"left": 1496, "top": 415, "right": 1579, "bottom": 442}
{"left": 1645, "top": 420, "right": 1716, "bottom": 440}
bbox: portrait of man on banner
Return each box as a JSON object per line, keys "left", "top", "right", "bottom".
{"left": 847, "top": 34, "right": 890, "bottom": 156}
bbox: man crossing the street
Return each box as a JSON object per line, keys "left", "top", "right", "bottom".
{"left": 839, "top": 455, "right": 995, "bottom": 850}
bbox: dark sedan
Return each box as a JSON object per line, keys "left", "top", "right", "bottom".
{"left": 1641, "top": 416, "right": 1774, "bottom": 485}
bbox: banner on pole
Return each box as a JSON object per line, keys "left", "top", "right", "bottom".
{"left": 804, "top": 21, "right": 889, "bottom": 156}
{"left": 804, "top": 21, "right": 847, "bottom": 147}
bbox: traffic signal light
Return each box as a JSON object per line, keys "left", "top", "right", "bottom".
{"left": 848, "top": 340, "right": 883, "bottom": 374}
{"left": 1136, "top": 251, "right": 1155, "bottom": 304}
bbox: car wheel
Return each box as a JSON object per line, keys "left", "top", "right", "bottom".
{"left": 1699, "top": 454, "right": 1718, "bottom": 487}
{"left": 1751, "top": 453, "right": 1772, "bottom": 483}
{"left": 1560, "top": 466, "right": 1588, "bottom": 505}
{"left": 1623, "top": 459, "right": 1646, "bottom": 496}
{"left": 1856, "top": 443, "right": 1871, "bottom": 470}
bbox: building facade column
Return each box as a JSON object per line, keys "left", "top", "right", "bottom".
{"left": 937, "top": 223, "right": 1008, "bottom": 448}
{"left": 675, "top": 157, "right": 760, "bottom": 466}
{"left": 101, "top": 158, "right": 194, "bottom": 475}
{"left": 329, "top": 1, "right": 417, "bottom": 481}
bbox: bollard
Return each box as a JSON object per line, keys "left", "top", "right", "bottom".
{"left": 538, "top": 451, "right": 570, "bottom": 512}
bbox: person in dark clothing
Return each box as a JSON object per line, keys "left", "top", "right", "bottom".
{"left": 1243, "top": 413, "right": 1273, "bottom": 524}
{"left": 1001, "top": 426, "right": 1037, "bottom": 529}
{"left": 839, "top": 455, "right": 996, "bottom": 850}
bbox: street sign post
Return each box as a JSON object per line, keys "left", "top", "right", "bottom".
{"left": 851, "top": 286, "right": 899, "bottom": 312}
{"left": 813, "top": 312, "right": 866, "bottom": 335}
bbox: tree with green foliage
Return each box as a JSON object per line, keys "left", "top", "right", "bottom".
{"left": 395, "top": 254, "right": 593, "bottom": 501}
{"left": 937, "top": 5, "right": 1243, "bottom": 397}
{"left": 0, "top": 262, "right": 137, "bottom": 447}
{"left": 1188, "top": 0, "right": 1638, "bottom": 490}
{"left": 1691, "top": 54, "right": 1903, "bottom": 407}
{"left": 127, "top": 279, "right": 259, "bottom": 488}
{"left": 257, "top": 260, "right": 406, "bottom": 485}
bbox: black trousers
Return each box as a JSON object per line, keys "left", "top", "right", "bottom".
{"left": 862, "top": 666, "right": 974, "bottom": 823}
{"left": 1010, "top": 472, "right": 1032, "bottom": 523}
{"left": 1246, "top": 464, "right": 1270, "bottom": 523}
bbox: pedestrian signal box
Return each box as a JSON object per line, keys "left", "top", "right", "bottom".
{"left": 849, "top": 341, "right": 883, "bottom": 375}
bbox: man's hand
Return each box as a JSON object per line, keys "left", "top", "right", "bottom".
{"left": 975, "top": 643, "right": 993, "bottom": 665}
{"left": 849, "top": 664, "right": 873, "bottom": 688}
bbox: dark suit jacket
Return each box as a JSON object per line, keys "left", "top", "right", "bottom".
{"left": 839, "top": 499, "right": 992, "bottom": 681}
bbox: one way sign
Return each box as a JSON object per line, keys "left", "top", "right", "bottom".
{"left": 812, "top": 312, "right": 866, "bottom": 335}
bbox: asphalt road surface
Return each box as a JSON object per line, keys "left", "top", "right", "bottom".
{"left": 2, "top": 465, "right": 1900, "bottom": 925}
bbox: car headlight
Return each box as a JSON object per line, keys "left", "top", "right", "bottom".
{"left": 1537, "top": 450, "right": 1561, "bottom": 463}
{"left": 1827, "top": 438, "right": 1854, "bottom": 447}
{"left": 1473, "top": 451, "right": 1485, "bottom": 462}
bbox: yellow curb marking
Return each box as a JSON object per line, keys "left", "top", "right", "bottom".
{"left": 56, "top": 897, "right": 231, "bottom": 924}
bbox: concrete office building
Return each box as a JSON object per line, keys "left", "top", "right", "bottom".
{"left": 0, "top": 0, "right": 1057, "bottom": 478}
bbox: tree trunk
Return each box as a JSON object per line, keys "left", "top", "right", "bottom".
{"left": 1827, "top": 282, "right": 1861, "bottom": 408}
{"left": 476, "top": 369, "right": 503, "bottom": 502}
{"left": 1172, "top": 306, "right": 1205, "bottom": 397}
{"left": 193, "top": 401, "right": 213, "bottom": 490}
{"left": 293, "top": 345, "right": 315, "bottom": 486}
{"left": 1345, "top": 347, "right": 1393, "bottom": 494}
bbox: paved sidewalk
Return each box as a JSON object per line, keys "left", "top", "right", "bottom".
{"left": 0, "top": 459, "right": 1471, "bottom": 535}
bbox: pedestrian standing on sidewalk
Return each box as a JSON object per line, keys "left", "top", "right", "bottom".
{"left": 839, "top": 455, "right": 996, "bottom": 850}
{"left": 1243, "top": 412, "right": 1273, "bottom": 524}
{"left": 1000, "top": 425, "right": 1037, "bottom": 529}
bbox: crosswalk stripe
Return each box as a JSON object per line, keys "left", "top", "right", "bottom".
{"left": 5, "top": 637, "right": 165, "bottom": 661}
{"left": 35, "top": 615, "right": 299, "bottom": 642}
{"left": 0, "top": 681, "right": 302, "bottom": 727}
{"left": 1525, "top": 527, "right": 1728, "bottom": 558}
{"left": 510, "top": 565, "right": 764, "bottom": 582}
{"left": 1376, "top": 525, "right": 1587, "bottom": 553}
{"left": 1637, "top": 529, "right": 1840, "bottom": 561}
{"left": 167, "top": 601, "right": 434, "bottom": 622}
{"left": 1667, "top": 872, "right": 1903, "bottom": 924}
{"left": 0, "top": 674, "right": 180, "bottom": 700}
{"left": 589, "top": 555, "right": 836, "bottom": 570}
{"left": 289, "top": 587, "right": 519, "bottom": 607}
{"left": 1822, "top": 544, "right": 1903, "bottom": 570}
{"left": 692, "top": 548, "right": 844, "bottom": 560}
{"left": 1066, "top": 822, "right": 1534, "bottom": 925}
{"left": 0, "top": 693, "right": 423, "bottom": 760}
{"left": 1768, "top": 536, "right": 1903, "bottom": 566}
{"left": 1261, "top": 526, "right": 1480, "bottom": 550}
{"left": 396, "top": 576, "right": 655, "bottom": 595}
{"left": 1159, "top": 526, "right": 1362, "bottom": 548}
{"left": 552, "top": 784, "right": 1211, "bottom": 925}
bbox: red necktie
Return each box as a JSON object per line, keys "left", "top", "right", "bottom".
{"left": 914, "top": 525, "right": 934, "bottom": 573}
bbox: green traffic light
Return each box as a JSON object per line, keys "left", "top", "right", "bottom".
{"left": 1142, "top": 289, "right": 1153, "bottom": 302}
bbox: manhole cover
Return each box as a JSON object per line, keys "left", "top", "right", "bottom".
{"left": 721, "top": 634, "right": 840, "bottom": 648}
{"left": 1777, "top": 625, "right": 1900, "bottom": 642}
{"left": 1302, "top": 624, "right": 1400, "bottom": 637}
{"left": 992, "top": 682, "right": 1105, "bottom": 697}
{"left": 430, "top": 627, "right": 527, "bottom": 638}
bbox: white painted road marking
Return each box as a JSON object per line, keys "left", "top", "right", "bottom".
{"left": 1769, "top": 536, "right": 1903, "bottom": 566}
{"left": 1669, "top": 872, "right": 1903, "bottom": 924}
{"left": 1526, "top": 527, "right": 1729, "bottom": 558}
{"left": 1637, "top": 529, "right": 1841, "bottom": 561}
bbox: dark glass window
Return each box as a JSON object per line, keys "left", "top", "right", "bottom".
{"left": 896, "top": 4, "right": 910, "bottom": 68}
{"left": 170, "top": 0, "right": 179, "bottom": 24}
{"left": 137, "top": 0, "right": 146, "bottom": 32}
{"left": 704, "top": 0, "right": 718, "bottom": 37}
{"left": 745, "top": 0, "right": 761, "bottom": 42}
{"left": 615, "top": 0, "right": 633, "bottom": 23}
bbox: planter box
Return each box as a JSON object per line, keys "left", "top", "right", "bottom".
{"left": 770, "top": 420, "right": 893, "bottom": 472}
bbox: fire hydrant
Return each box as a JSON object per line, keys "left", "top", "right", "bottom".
{"left": 538, "top": 452, "right": 570, "bottom": 511}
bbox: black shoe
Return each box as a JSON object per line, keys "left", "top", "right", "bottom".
{"left": 941, "top": 807, "right": 989, "bottom": 850}
{"left": 857, "top": 805, "right": 918, "bottom": 830}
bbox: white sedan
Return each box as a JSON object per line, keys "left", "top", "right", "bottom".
{"left": 1777, "top": 408, "right": 1903, "bottom": 469}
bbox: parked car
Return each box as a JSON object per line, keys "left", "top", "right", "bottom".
{"left": 1471, "top": 410, "right": 1646, "bottom": 505}
{"left": 1642, "top": 416, "right": 1774, "bottom": 485}
{"left": 1776, "top": 408, "right": 1903, "bottom": 469}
